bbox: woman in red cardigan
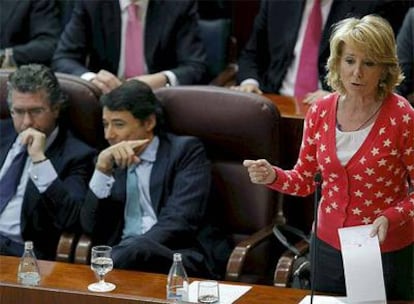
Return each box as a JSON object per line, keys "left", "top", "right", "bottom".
{"left": 244, "top": 15, "right": 413, "bottom": 300}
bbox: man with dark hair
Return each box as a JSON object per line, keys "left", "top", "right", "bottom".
{"left": 0, "top": 64, "right": 96, "bottom": 259}
{"left": 81, "top": 80, "right": 216, "bottom": 277}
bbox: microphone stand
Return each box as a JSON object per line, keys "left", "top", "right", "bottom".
{"left": 310, "top": 173, "right": 322, "bottom": 304}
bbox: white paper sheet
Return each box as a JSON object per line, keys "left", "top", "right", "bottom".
{"left": 188, "top": 281, "right": 251, "bottom": 304}
{"left": 299, "top": 295, "right": 386, "bottom": 304}
{"left": 338, "top": 225, "right": 386, "bottom": 303}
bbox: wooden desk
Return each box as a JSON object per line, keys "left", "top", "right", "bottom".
{"left": 1, "top": 256, "right": 412, "bottom": 304}
{"left": 263, "top": 94, "right": 309, "bottom": 120}
{"left": 0, "top": 255, "right": 313, "bottom": 304}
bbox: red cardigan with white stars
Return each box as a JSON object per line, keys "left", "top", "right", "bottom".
{"left": 269, "top": 92, "right": 414, "bottom": 252}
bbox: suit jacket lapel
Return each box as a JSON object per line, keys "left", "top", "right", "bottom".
{"left": 102, "top": 0, "right": 122, "bottom": 72}
{"left": 144, "top": 0, "right": 164, "bottom": 72}
{"left": 149, "top": 136, "right": 169, "bottom": 214}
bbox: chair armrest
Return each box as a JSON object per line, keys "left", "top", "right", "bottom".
{"left": 273, "top": 239, "right": 309, "bottom": 287}
{"left": 210, "top": 64, "right": 238, "bottom": 87}
{"left": 56, "top": 232, "right": 79, "bottom": 263}
{"left": 73, "top": 234, "right": 92, "bottom": 264}
{"left": 225, "top": 224, "right": 274, "bottom": 282}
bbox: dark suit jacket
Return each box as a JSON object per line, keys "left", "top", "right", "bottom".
{"left": 52, "top": 0, "right": 207, "bottom": 85}
{"left": 81, "top": 133, "right": 228, "bottom": 277}
{"left": 397, "top": 8, "right": 414, "bottom": 100}
{"left": 0, "top": 120, "right": 96, "bottom": 260}
{"left": 0, "top": 0, "right": 61, "bottom": 66}
{"left": 237, "top": 0, "right": 411, "bottom": 93}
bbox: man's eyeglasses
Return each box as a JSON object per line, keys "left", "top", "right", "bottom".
{"left": 9, "top": 107, "right": 49, "bottom": 118}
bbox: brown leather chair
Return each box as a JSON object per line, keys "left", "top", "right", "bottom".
{"left": 0, "top": 69, "right": 105, "bottom": 262}
{"left": 154, "top": 85, "right": 285, "bottom": 284}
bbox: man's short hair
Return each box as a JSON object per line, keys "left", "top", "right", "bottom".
{"left": 100, "top": 80, "right": 165, "bottom": 134}
{"left": 7, "top": 64, "right": 65, "bottom": 108}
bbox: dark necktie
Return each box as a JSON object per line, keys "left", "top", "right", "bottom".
{"left": 0, "top": 148, "right": 28, "bottom": 214}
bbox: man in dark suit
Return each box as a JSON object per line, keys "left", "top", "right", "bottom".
{"left": 397, "top": 7, "right": 414, "bottom": 105}
{"left": 80, "top": 80, "right": 221, "bottom": 278}
{"left": 232, "top": 0, "right": 411, "bottom": 104}
{"left": 52, "top": 0, "right": 207, "bottom": 93}
{"left": 0, "top": 0, "right": 61, "bottom": 66}
{"left": 0, "top": 64, "right": 96, "bottom": 260}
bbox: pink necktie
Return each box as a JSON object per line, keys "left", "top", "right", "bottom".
{"left": 294, "top": 0, "right": 322, "bottom": 99}
{"left": 124, "top": 3, "right": 144, "bottom": 79}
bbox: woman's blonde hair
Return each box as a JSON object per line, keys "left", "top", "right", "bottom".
{"left": 326, "top": 15, "right": 404, "bottom": 100}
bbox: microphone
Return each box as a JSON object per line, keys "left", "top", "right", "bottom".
{"left": 310, "top": 172, "right": 322, "bottom": 304}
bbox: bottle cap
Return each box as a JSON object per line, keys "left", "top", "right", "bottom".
{"left": 24, "top": 241, "right": 33, "bottom": 250}
{"left": 173, "top": 253, "right": 182, "bottom": 262}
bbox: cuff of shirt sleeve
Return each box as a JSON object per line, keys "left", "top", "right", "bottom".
{"left": 29, "top": 160, "right": 57, "bottom": 193}
{"left": 81, "top": 72, "right": 97, "bottom": 82}
{"left": 240, "top": 78, "right": 260, "bottom": 87}
{"left": 163, "top": 71, "right": 178, "bottom": 86}
{"left": 89, "top": 169, "right": 115, "bottom": 199}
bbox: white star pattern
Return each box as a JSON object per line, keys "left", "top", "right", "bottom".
{"left": 352, "top": 208, "right": 362, "bottom": 215}
{"left": 377, "top": 159, "right": 387, "bottom": 166}
{"left": 273, "top": 93, "right": 414, "bottom": 250}
{"left": 354, "top": 174, "right": 363, "bottom": 181}
{"left": 365, "top": 168, "right": 375, "bottom": 176}
{"left": 402, "top": 114, "right": 411, "bottom": 123}
{"left": 362, "top": 217, "right": 371, "bottom": 224}
{"left": 354, "top": 190, "right": 363, "bottom": 197}
{"left": 397, "top": 100, "right": 406, "bottom": 108}
{"left": 364, "top": 199, "right": 373, "bottom": 206}
{"left": 371, "top": 147, "right": 379, "bottom": 156}
{"left": 385, "top": 197, "right": 393, "bottom": 204}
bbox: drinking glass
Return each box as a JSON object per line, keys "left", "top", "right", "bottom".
{"left": 87, "top": 245, "right": 116, "bottom": 292}
{"left": 197, "top": 280, "right": 220, "bottom": 303}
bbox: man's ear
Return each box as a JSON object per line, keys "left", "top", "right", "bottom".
{"left": 144, "top": 114, "right": 156, "bottom": 132}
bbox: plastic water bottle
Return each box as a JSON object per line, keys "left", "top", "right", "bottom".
{"left": 166, "top": 253, "right": 189, "bottom": 301}
{"left": 17, "top": 241, "right": 41, "bottom": 286}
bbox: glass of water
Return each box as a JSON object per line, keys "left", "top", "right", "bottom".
{"left": 87, "top": 245, "right": 116, "bottom": 292}
{"left": 198, "top": 280, "right": 220, "bottom": 303}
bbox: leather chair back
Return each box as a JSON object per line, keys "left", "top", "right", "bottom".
{"left": 155, "top": 86, "right": 282, "bottom": 284}
{"left": 0, "top": 70, "right": 106, "bottom": 150}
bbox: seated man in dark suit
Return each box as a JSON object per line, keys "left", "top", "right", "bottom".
{"left": 397, "top": 8, "right": 414, "bottom": 105}
{"left": 0, "top": 0, "right": 61, "bottom": 67}
{"left": 231, "top": 0, "right": 410, "bottom": 104}
{"left": 0, "top": 64, "right": 96, "bottom": 259}
{"left": 52, "top": 0, "right": 207, "bottom": 94}
{"left": 80, "top": 80, "right": 220, "bottom": 278}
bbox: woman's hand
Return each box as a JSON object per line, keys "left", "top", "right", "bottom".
{"left": 243, "top": 159, "right": 276, "bottom": 184}
{"left": 370, "top": 215, "right": 389, "bottom": 243}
